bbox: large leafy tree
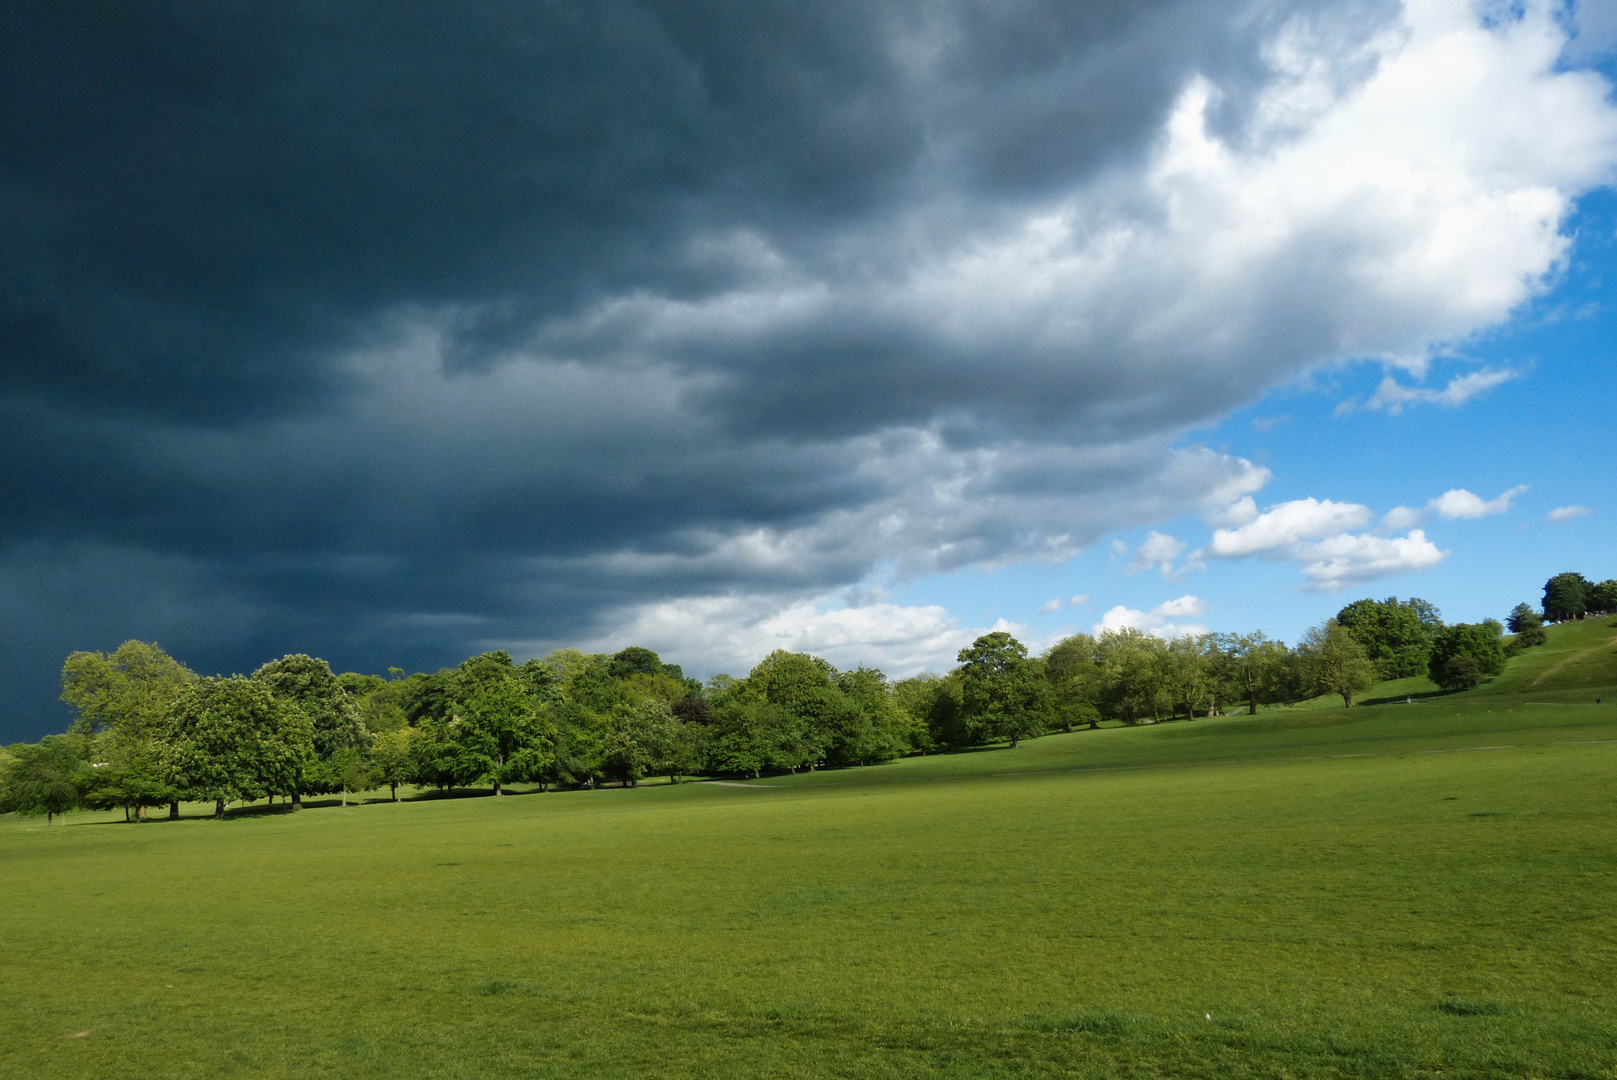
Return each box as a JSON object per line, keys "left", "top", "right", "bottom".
{"left": 1428, "top": 621, "right": 1507, "bottom": 691}
{"left": 253, "top": 655, "right": 370, "bottom": 805}
{"left": 0, "top": 736, "right": 88, "bottom": 824}
{"left": 834, "top": 667, "right": 913, "bottom": 764}
{"left": 1044, "top": 635, "right": 1104, "bottom": 731}
{"left": 957, "top": 632, "right": 1049, "bottom": 747}
{"left": 601, "top": 698, "right": 693, "bottom": 786}
{"left": 162, "top": 677, "right": 315, "bottom": 817}
{"left": 1297, "top": 621, "right": 1377, "bottom": 708}
{"left": 447, "top": 652, "right": 555, "bottom": 794}
{"left": 1093, "top": 629, "right": 1168, "bottom": 724}
{"left": 1589, "top": 579, "right": 1617, "bottom": 615}
{"left": 891, "top": 673, "right": 967, "bottom": 750}
{"left": 60, "top": 640, "right": 196, "bottom": 819}
{"left": 1543, "top": 572, "right": 1591, "bottom": 622}
{"left": 1217, "top": 632, "right": 1295, "bottom": 714}
{"left": 1506, "top": 603, "right": 1547, "bottom": 648}
{"left": 703, "top": 698, "right": 803, "bottom": 777}
{"left": 739, "top": 650, "right": 844, "bottom": 768}
{"left": 370, "top": 727, "right": 416, "bottom": 801}
{"left": 80, "top": 738, "right": 172, "bottom": 822}
{"left": 1335, "top": 597, "right": 1438, "bottom": 679}
{"left": 61, "top": 640, "right": 197, "bottom": 740}
{"left": 1163, "top": 635, "right": 1220, "bottom": 720}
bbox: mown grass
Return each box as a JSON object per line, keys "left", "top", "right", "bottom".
{"left": 2, "top": 620, "right": 1615, "bottom": 1079}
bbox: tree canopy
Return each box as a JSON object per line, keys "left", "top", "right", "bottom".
{"left": 1297, "top": 621, "right": 1377, "bottom": 708}
{"left": 957, "top": 632, "right": 1050, "bottom": 747}
{"left": 1543, "top": 573, "right": 1590, "bottom": 622}
{"left": 1335, "top": 597, "right": 1438, "bottom": 679}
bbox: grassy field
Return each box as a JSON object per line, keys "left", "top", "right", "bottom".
{"left": 3, "top": 620, "right": 1615, "bottom": 1079}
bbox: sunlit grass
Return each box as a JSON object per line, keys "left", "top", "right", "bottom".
{"left": 3, "top": 620, "right": 1615, "bottom": 1078}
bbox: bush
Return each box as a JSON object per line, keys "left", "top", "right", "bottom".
{"left": 1433, "top": 653, "right": 1483, "bottom": 691}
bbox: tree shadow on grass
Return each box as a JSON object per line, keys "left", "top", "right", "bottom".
{"left": 1358, "top": 688, "right": 1456, "bottom": 707}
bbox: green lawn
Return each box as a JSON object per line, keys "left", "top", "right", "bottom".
{"left": 4, "top": 620, "right": 1616, "bottom": 1079}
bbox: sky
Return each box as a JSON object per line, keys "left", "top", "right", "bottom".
{"left": 2, "top": 0, "right": 1615, "bottom": 741}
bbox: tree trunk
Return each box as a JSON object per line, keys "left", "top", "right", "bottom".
{"left": 1249, "top": 693, "right": 1258, "bottom": 715}
{"left": 1088, "top": 717, "right": 1100, "bottom": 730}
{"left": 1341, "top": 691, "right": 1355, "bottom": 708}
{"left": 124, "top": 807, "right": 131, "bottom": 822}
{"left": 493, "top": 778, "right": 502, "bottom": 796}
{"left": 46, "top": 811, "right": 54, "bottom": 825}
{"left": 214, "top": 798, "right": 226, "bottom": 818}
{"left": 168, "top": 801, "right": 180, "bottom": 820}
{"left": 291, "top": 791, "right": 303, "bottom": 810}
{"left": 1010, "top": 734, "right": 1020, "bottom": 748}
{"left": 390, "top": 782, "right": 398, "bottom": 801}
{"left": 341, "top": 788, "right": 348, "bottom": 806}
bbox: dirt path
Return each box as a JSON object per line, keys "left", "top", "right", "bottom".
{"left": 1530, "top": 643, "right": 1612, "bottom": 687}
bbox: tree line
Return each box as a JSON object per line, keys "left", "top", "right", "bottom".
{"left": 0, "top": 571, "right": 1602, "bottom": 822}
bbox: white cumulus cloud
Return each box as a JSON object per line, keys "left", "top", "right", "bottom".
{"left": 1429, "top": 484, "right": 1529, "bottom": 518}
{"left": 1206, "top": 496, "right": 1447, "bottom": 591}
{"left": 1040, "top": 594, "right": 1090, "bottom": 615}
{"left": 1295, "top": 530, "right": 1449, "bottom": 591}
{"left": 1546, "top": 505, "right": 1592, "bottom": 523}
{"left": 1093, "top": 595, "right": 1209, "bottom": 639}
{"left": 1209, "top": 498, "right": 1374, "bottom": 558}
{"left": 1124, "top": 532, "right": 1189, "bottom": 577}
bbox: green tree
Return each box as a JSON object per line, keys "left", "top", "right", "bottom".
{"left": 743, "top": 650, "right": 842, "bottom": 768}
{"left": 370, "top": 727, "right": 416, "bottom": 801}
{"left": 1335, "top": 597, "right": 1438, "bottom": 679}
{"left": 1044, "top": 635, "right": 1103, "bottom": 731}
{"left": 957, "top": 632, "right": 1049, "bottom": 747}
{"left": 448, "top": 652, "right": 555, "bottom": 795}
{"left": 60, "top": 640, "right": 196, "bottom": 818}
{"left": 1589, "top": 579, "right": 1617, "bottom": 615}
{"left": 1163, "top": 635, "right": 1220, "bottom": 720}
{"left": 1543, "top": 572, "right": 1591, "bottom": 622}
{"left": 1506, "top": 603, "right": 1547, "bottom": 649}
{"left": 80, "top": 733, "right": 173, "bottom": 821}
{"left": 61, "top": 640, "right": 198, "bottom": 739}
{"left": 0, "top": 737, "right": 88, "bottom": 824}
{"left": 338, "top": 672, "right": 411, "bottom": 735}
{"left": 162, "top": 677, "right": 315, "bottom": 817}
{"left": 1093, "top": 629, "right": 1167, "bottom": 724}
{"left": 607, "top": 646, "right": 664, "bottom": 679}
{"left": 1428, "top": 621, "right": 1507, "bottom": 691}
{"left": 253, "top": 655, "right": 370, "bottom": 806}
{"left": 891, "top": 673, "right": 967, "bottom": 750}
{"left": 1218, "top": 632, "right": 1294, "bottom": 714}
{"left": 704, "top": 698, "right": 787, "bottom": 778}
{"left": 602, "top": 698, "right": 690, "bottom": 786}
{"left": 648, "top": 703, "right": 702, "bottom": 784}
{"left": 1297, "top": 621, "right": 1377, "bottom": 708}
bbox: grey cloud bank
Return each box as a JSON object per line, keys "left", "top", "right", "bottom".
{"left": 1, "top": 0, "right": 1612, "bottom": 738}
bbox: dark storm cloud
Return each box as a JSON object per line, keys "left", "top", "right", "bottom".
{"left": 0, "top": 0, "right": 1502, "bottom": 739}
{"left": 0, "top": 0, "right": 1362, "bottom": 416}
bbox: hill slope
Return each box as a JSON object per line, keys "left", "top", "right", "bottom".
{"left": 1, "top": 623, "right": 1615, "bottom": 1080}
